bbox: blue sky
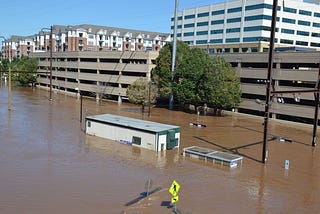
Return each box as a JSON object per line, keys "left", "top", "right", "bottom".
{"left": 0, "top": 0, "right": 223, "bottom": 39}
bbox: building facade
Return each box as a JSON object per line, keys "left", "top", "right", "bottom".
{"left": 30, "top": 51, "right": 159, "bottom": 101}
{"left": 172, "top": 0, "right": 320, "bottom": 53}
{"left": 2, "top": 24, "right": 170, "bottom": 59}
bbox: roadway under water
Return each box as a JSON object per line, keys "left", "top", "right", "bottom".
{"left": 0, "top": 85, "right": 319, "bottom": 214}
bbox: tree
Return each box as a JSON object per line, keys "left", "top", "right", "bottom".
{"left": 11, "top": 57, "right": 38, "bottom": 86}
{"left": 153, "top": 41, "right": 242, "bottom": 113}
{"left": 126, "top": 77, "right": 158, "bottom": 107}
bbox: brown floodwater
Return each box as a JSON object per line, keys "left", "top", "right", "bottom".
{"left": 0, "top": 85, "right": 320, "bottom": 214}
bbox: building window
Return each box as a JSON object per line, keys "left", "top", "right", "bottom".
{"left": 312, "top": 32, "right": 320, "bottom": 38}
{"left": 197, "top": 12, "right": 209, "bottom": 17}
{"left": 132, "top": 136, "right": 141, "bottom": 145}
{"left": 244, "top": 26, "right": 271, "bottom": 32}
{"left": 184, "top": 23, "right": 195, "bottom": 28}
{"left": 315, "top": 12, "right": 320, "bottom": 18}
{"left": 280, "top": 39, "right": 294, "bottom": 44}
{"left": 211, "top": 19, "right": 224, "bottom": 25}
{"left": 183, "top": 32, "right": 194, "bottom": 37}
{"left": 228, "top": 7, "right": 242, "bottom": 13}
{"left": 210, "top": 39, "right": 223, "bottom": 44}
{"left": 196, "top": 31, "right": 208, "bottom": 36}
{"left": 211, "top": 29, "right": 223, "bottom": 34}
{"left": 298, "top": 20, "right": 311, "bottom": 26}
{"left": 297, "top": 31, "right": 309, "bottom": 36}
{"left": 197, "top": 21, "right": 209, "bottom": 27}
{"left": 79, "top": 33, "right": 83, "bottom": 37}
{"left": 87, "top": 121, "right": 91, "bottom": 127}
{"left": 299, "top": 10, "right": 312, "bottom": 16}
{"left": 243, "top": 37, "right": 270, "bottom": 42}
{"left": 177, "top": 33, "right": 182, "bottom": 37}
{"left": 227, "top": 17, "right": 241, "bottom": 23}
{"left": 212, "top": 10, "right": 224, "bottom": 15}
{"left": 245, "top": 3, "right": 272, "bottom": 11}
{"left": 311, "top": 42, "right": 320, "bottom": 47}
{"left": 313, "top": 22, "right": 320, "bottom": 28}
{"left": 226, "top": 38, "right": 240, "bottom": 43}
{"left": 226, "top": 28, "right": 240, "bottom": 33}
{"left": 196, "top": 40, "right": 208, "bottom": 44}
{"left": 282, "top": 18, "right": 295, "bottom": 24}
{"left": 296, "top": 41, "right": 308, "bottom": 46}
{"left": 233, "top": 48, "right": 239, "bottom": 53}
{"left": 184, "top": 14, "right": 195, "bottom": 19}
{"left": 283, "top": 7, "right": 297, "bottom": 14}
{"left": 245, "top": 15, "right": 272, "bottom": 21}
{"left": 281, "top": 28, "right": 294, "bottom": 34}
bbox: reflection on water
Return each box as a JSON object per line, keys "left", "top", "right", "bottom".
{"left": 1, "top": 85, "right": 320, "bottom": 213}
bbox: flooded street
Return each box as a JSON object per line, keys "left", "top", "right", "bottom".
{"left": 1, "top": 85, "right": 320, "bottom": 214}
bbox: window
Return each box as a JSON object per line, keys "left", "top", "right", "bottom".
{"left": 183, "top": 32, "right": 194, "bottom": 36}
{"left": 245, "top": 3, "right": 272, "bottom": 11}
{"left": 312, "top": 32, "right": 320, "bottom": 38}
{"left": 211, "top": 29, "right": 223, "bottom": 34}
{"left": 196, "top": 40, "right": 208, "bottom": 44}
{"left": 282, "top": 18, "right": 295, "bottom": 24}
{"left": 212, "top": 10, "right": 224, "bottom": 15}
{"left": 226, "top": 28, "right": 240, "bottom": 33}
{"left": 280, "top": 39, "right": 294, "bottom": 44}
{"left": 244, "top": 26, "right": 271, "bottom": 32}
{"left": 171, "top": 16, "right": 182, "bottom": 21}
{"left": 297, "top": 31, "right": 309, "bottom": 36}
{"left": 87, "top": 121, "right": 91, "bottom": 127}
{"left": 132, "top": 136, "right": 141, "bottom": 145}
{"left": 196, "top": 31, "right": 208, "bottom": 36}
{"left": 281, "top": 28, "right": 294, "bottom": 34}
{"left": 315, "top": 12, "right": 320, "bottom": 18}
{"left": 210, "top": 39, "right": 223, "bottom": 44}
{"left": 299, "top": 10, "right": 312, "bottom": 16}
{"left": 311, "top": 42, "right": 320, "bottom": 47}
{"left": 245, "top": 15, "right": 272, "bottom": 21}
{"left": 283, "top": 7, "right": 296, "bottom": 14}
{"left": 198, "top": 12, "right": 209, "bottom": 17}
{"left": 227, "top": 17, "right": 241, "bottom": 23}
{"left": 211, "top": 19, "right": 224, "bottom": 25}
{"left": 177, "top": 33, "right": 182, "bottom": 37}
{"left": 226, "top": 38, "right": 240, "bottom": 43}
{"left": 313, "top": 22, "right": 320, "bottom": 28}
{"left": 243, "top": 37, "right": 270, "bottom": 42}
{"left": 184, "top": 14, "right": 195, "bottom": 19}
{"left": 197, "top": 21, "right": 209, "bottom": 27}
{"left": 298, "top": 20, "right": 311, "bottom": 26}
{"left": 184, "top": 23, "right": 195, "bottom": 28}
{"left": 228, "top": 7, "right": 242, "bottom": 13}
{"left": 296, "top": 41, "right": 308, "bottom": 46}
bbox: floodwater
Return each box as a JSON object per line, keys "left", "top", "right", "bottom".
{"left": 0, "top": 85, "right": 320, "bottom": 214}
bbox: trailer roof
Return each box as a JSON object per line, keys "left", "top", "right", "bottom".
{"left": 86, "top": 114, "right": 180, "bottom": 133}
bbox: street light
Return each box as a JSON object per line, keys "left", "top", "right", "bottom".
{"left": 40, "top": 26, "right": 53, "bottom": 101}
{"left": 0, "top": 35, "right": 11, "bottom": 111}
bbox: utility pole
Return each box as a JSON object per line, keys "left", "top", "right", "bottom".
{"left": 49, "top": 26, "right": 53, "bottom": 101}
{"left": 262, "top": 0, "right": 278, "bottom": 163}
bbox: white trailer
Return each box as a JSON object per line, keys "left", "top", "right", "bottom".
{"left": 85, "top": 114, "right": 180, "bottom": 151}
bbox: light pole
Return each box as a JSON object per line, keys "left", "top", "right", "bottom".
{"left": 40, "top": 26, "right": 53, "bottom": 101}
{"left": 75, "top": 88, "right": 83, "bottom": 123}
{"left": 0, "top": 36, "right": 11, "bottom": 111}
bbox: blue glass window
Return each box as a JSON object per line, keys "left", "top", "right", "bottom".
{"left": 197, "top": 21, "right": 209, "bottom": 27}
{"left": 244, "top": 26, "right": 271, "bottom": 31}
{"left": 315, "top": 12, "right": 320, "bottom": 18}
{"left": 210, "top": 39, "right": 223, "bottom": 44}
{"left": 245, "top": 15, "right": 272, "bottom": 21}
{"left": 171, "top": 16, "right": 182, "bottom": 21}
{"left": 245, "top": 3, "right": 272, "bottom": 11}
{"left": 297, "top": 31, "right": 309, "bottom": 36}
{"left": 313, "top": 22, "right": 320, "bottom": 28}
{"left": 212, "top": 10, "right": 224, "bottom": 15}
{"left": 226, "top": 38, "right": 240, "bottom": 43}
{"left": 196, "top": 40, "right": 208, "bottom": 44}
{"left": 296, "top": 41, "right": 308, "bottom": 46}
{"left": 283, "top": 7, "right": 296, "bottom": 14}
{"left": 227, "top": 17, "right": 241, "bottom": 23}
{"left": 282, "top": 18, "right": 295, "bottom": 24}
{"left": 184, "top": 14, "right": 195, "bottom": 19}
{"left": 299, "top": 10, "right": 312, "bottom": 16}
{"left": 280, "top": 39, "right": 294, "bottom": 44}
{"left": 312, "top": 32, "right": 320, "bottom": 37}
{"left": 211, "top": 19, "right": 224, "bottom": 25}
{"left": 281, "top": 28, "right": 294, "bottom": 34}
{"left": 298, "top": 20, "right": 311, "bottom": 26}
{"left": 197, "top": 12, "right": 209, "bottom": 18}
{"left": 211, "top": 29, "right": 223, "bottom": 34}
{"left": 183, "top": 32, "right": 194, "bottom": 37}
{"left": 170, "top": 25, "right": 182, "bottom": 29}
{"left": 196, "top": 31, "right": 208, "bottom": 36}
{"left": 243, "top": 37, "right": 270, "bottom": 42}
{"left": 226, "top": 28, "right": 240, "bottom": 33}
{"left": 184, "top": 23, "right": 195, "bottom": 28}
{"left": 228, "top": 7, "right": 242, "bottom": 13}
{"left": 311, "top": 42, "right": 320, "bottom": 47}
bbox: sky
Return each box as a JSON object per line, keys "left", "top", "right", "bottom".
{"left": 0, "top": 0, "right": 224, "bottom": 40}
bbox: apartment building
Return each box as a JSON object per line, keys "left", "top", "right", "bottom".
{"left": 172, "top": 0, "right": 320, "bottom": 53}
{"left": 1, "top": 24, "right": 170, "bottom": 59}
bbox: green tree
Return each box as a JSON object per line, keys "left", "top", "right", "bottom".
{"left": 153, "top": 41, "right": 242, "bottom": 113}
{"left": 11, "top": 57, "right": 38, "bottom": 86}
{"left": 126, "top": 77, "right": 158, "bottom": 106}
